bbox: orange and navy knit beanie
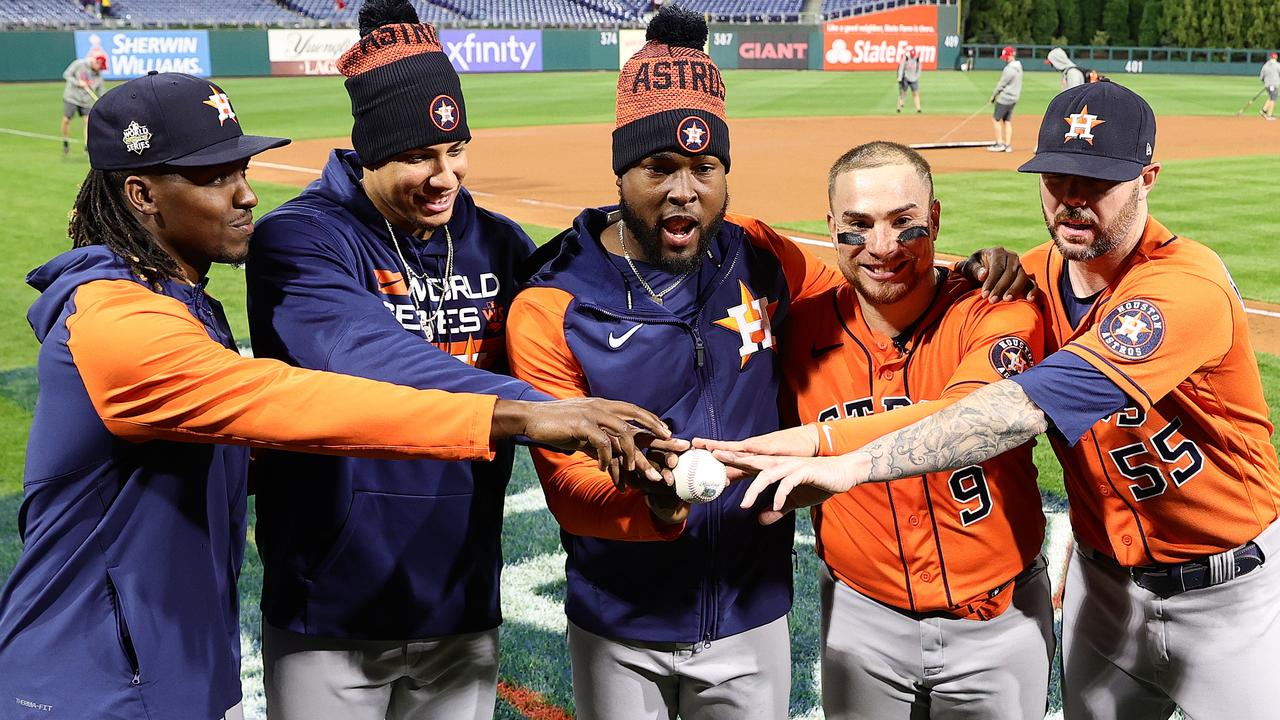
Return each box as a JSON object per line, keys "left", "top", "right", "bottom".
{"left": 613, "top": 5, "right": 729, "bottom": 175}
{"left": 337, "top": 0, "right": 468, "bottom": 168}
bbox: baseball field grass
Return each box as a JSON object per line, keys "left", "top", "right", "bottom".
{"left": 1, "top": 69, "right": 1278, "bottom": 718}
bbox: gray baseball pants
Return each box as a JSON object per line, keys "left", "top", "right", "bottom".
{"left": 567, "top": 615, "right": 790, "bottom": 720}
{"left": 261, "top": 620, "right": 499, "bottom": 720}
{"left": 819, "top": 558, "right": 1054, "bottom": 719}
{"left": 1062, "top": 526, "right": 1280, "bottom": 720}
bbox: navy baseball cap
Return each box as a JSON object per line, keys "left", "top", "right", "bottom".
{"left": 1017, "top": 81, "right": 1156, "bottom": 182}
{"left": 87, "top": 71, "right": 289, "bottom": 171}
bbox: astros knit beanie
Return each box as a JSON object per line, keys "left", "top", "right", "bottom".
{"left": 337, "top": 0, "right": 468, "bottom": 168}
{"left": 613, "top": 5, "right": 730, "bottom": 175}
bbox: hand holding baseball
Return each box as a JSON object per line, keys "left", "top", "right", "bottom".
{"left": 714, "top": 452, "right": 865, "bottom": 525}
{"left": 672, "top": 448, "right": 727, "bottom": 503}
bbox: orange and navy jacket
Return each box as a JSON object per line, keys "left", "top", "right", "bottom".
{"left": 0, "top": 246, "right": 496, "bottom": 720}
{"left": 508, "top": 207, "right": 841, "bottom": 643}
{"left": 786, "top": 273, "right": 1045, "bottom": 618}
{"left": 1021, "top": 216, "right": 1280, "bottom": 565}
{"left": 246, "top": 149, "right": 546, "bottom": 641}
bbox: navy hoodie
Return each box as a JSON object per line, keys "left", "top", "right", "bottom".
{"left": 247, "top": 149, "right": 543, "bottom": 640}
{"left": 508, "top": 208, "right": 843, "bottom": 643}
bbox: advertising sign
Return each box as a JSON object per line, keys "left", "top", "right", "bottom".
{"left": 737, "top": 30, "right": 810, "bottom": 69}
{"left": 75, "top": 30, "right": 211, "bottom": 79}
{"left": 822, "top": 5, "right": 938, "bottom": 71}
{"left": 439, "top": 30, "right": 542, "bottom": 73}
{"left": 267, "top": 28, "right": 359, "bottom": 76}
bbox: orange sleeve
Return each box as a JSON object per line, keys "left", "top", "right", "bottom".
{"left": 506, "top": 286, "right": 684, "bottom": 541}
{"left": 1060, "top": 270, "right": 1235, "bottom": 411}
{"left": 66, "top": 280, "right": 496, "bottom": 461}
{"left": 818, "top": 299, "right": 1044, "bottom": 455}
{"left": 730, "top": 214, "right": 843, "bottom": 303}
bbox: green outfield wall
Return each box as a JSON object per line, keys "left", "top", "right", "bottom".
{"left": 1, "top": 25, "right": 1272, "bottom": 82}
{"left": 0, "top": 31, "right": 76, "bottom": 81}
{"left": 963, "top": 44, "right": 1275, "bottom": 76}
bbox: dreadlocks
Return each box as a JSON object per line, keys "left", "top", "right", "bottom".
{"left": 68, "top": 169, "right": 183, "bottom": 287}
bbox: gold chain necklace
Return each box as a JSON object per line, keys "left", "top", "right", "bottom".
{"left": 618, "top": 221, "right": 691, "bottom": 306}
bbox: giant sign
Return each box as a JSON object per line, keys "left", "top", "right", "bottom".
{"left": 823, "top": 6, "right": 938, "bottom": 71}
{"left": 267, "top": 28, "right": 359, "bottom": 76}
{"left": 75, "top": 30, "right": 210, "bottom": 79}
{"left": 440, "top": 30, "right": 542, "bottom": 73}
{"left": 737, "top": 30, "right": 810, "bottom": 70}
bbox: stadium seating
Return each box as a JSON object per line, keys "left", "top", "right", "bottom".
{"left": 675, "top": 0, "right": 801, "bottom": 23}
{"left": 0, "top": 0, "right": 97, "bottom": 27}
{"left": 105, "top": 0, "right": 303, "bottom": 26}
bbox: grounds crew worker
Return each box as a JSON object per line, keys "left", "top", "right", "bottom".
{"left": 1260, "top": 51, "right": 1278, "bottom": 120}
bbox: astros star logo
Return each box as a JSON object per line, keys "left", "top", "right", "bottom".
{"left": 1099, "top": 299, "right": 1165, "bottom": 359}
{"left": 430, "top": 94, "right": 461, "bottom": 132}
{"left": 676, "top": 116, "right": 711, "bottom": 154}
{"left": 1063, "top": 104, "right": 1104, "bottom": 144}
{"left": 1114, "top": 313, "right": 1150, "bottom": 343}
{"left": 714, "top": 281, "right": 778, "bottom": 368}
{"left": 202, "top": 87, "right": 237, "bottom": 126}
{"left": 1003, "top": 348, "right": 1029, "bottom": 374}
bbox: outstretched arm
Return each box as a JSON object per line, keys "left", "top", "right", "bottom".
{"left": 721, "top": 380, "right": 1049, "bottom": 524}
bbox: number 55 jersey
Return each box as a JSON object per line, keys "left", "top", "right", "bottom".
{"left": 1017, "top": 217, "right": 1280, "bottom": 567}
{"left": 786, "top": 270, "right": 1046, "bottom": 618}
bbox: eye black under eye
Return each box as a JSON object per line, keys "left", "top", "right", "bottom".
{"left": 897, "top": 226, "right": 930, "bottom": 243}
{"left": 837, "top": 232, "right": 867, "bottom": 246}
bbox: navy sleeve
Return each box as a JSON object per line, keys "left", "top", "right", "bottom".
{"left": 1011, "top": 350, "right": 1130, "bottom": 445}
{"left": 246, "top": 213, "right": 548, "bottom": 401}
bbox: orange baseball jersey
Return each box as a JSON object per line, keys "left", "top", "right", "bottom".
{"left": 787, "top": 272, "right": 1046, "bottom": 616}
{"left": 1023, "top": 216, "right": 1280, "bottom": 566}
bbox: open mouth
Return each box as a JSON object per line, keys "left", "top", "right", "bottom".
{"left": 860, "top": 258, "right": 910, "bottom": 282}
{"left": 416, "top": 192, "right": 455, "bottom": 215}
{"left": 660, "top": 216, "right": 699, "bottom": 249}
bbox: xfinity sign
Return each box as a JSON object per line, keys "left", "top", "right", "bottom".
{"left": 441, "top": 30, "right": 542, "bottom": 73}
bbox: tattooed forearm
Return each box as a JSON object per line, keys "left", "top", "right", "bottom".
{"left": 853, "top": 380, "right": 1049, "bottom": 483}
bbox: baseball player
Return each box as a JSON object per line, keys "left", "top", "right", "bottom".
{"left": 1260, "top": 51, "right": 1278, "bottom": 120}
{"left": 710, "top": 81, "right": 1280, "bottom": 720}
{"left": 0, "top": 72, "right": 670, "bottom": 720}
{"left": 506, "top": 10, "right": 842, "bottom": 717}
{"left": 244, "top": 2, "right": 678, "bottom": 717}
{"left": 1046, "top": 47, "right": 1085, "bottom": 90}
{"left": 61, "top": 48, "right": 106, "bottom": 154}
{"left": 789, "top": 141, "right": 1052, "bottom": 718}
{"left": 988, "top": 46, "right": 1022, "bottom": 152}
{"left": 896, "top": 49, "right": 922, "bottom": 113}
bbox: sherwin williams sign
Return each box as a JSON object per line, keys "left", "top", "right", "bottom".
{"left": 267, "top": 28, "right": 359, "bottom": 76}
{"left": 75, "top": 30, "right": 211, "bottom": 79}
{"left": 440, "top": 30, "right": 542, "bottom": 73}
{"left": 823, "top": 5, "right": 938, "bottom": 71}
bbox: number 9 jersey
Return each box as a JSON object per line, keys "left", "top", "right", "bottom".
{"left": 1022, "top": 217, "right": 1280, "bottom": 566}
{"left": 783, "top": 270, "right": 1046, "bottom": 618}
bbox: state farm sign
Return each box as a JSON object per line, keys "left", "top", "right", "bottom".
{"left": 823, "top": 5, "right": 938, "bottom": 71}
{"left": 737, "top": 30, "right": 809, "bottom": 69}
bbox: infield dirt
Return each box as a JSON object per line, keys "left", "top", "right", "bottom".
{"left": 249, "top": 112, "right": 1280, "bottom": 354}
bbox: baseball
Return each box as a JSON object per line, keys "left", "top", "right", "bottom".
{"left": 672, "top": 449, "right": 727, "bottom": 503}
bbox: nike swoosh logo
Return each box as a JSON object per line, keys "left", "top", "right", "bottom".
{"left": 811, "top": 342, "right": 843, "bottom": 359}
{"left": 608, "top": 324, "right": 643, "bottom": 349}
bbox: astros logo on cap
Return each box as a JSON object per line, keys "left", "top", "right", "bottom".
{"left": 676, "top": 116, "right": 710, "bottom": 154}
{"left": 1099, "top": 299, "right": 1165, "bottom": 359}
{"left": 202, "top": 86, "right": 238, "bottom": 126}
{"left": 430, "top": 94, "right": 460, "bottom": 132}
{"left": 1063, "top": 104, "right": 1104, "bottom": 144}
{"left": 988, "top": 337, "right": 1034, "bottom": 378}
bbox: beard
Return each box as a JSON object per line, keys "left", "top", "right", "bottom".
{"left": 845, "top": 254, "right": 932, "bottom": 307}
{"left": 1044, "top": 184, "right": 1141, "bottom": 261}
{"left": 619, "top": 193, "right": 729, "bottom": 275}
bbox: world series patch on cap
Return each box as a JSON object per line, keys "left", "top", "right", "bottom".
{"left": 1017, "top": 81, "right": 1156, "bottom": 182}
{"left": 87, "top": 71, "right": 289, "bottom": 171}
